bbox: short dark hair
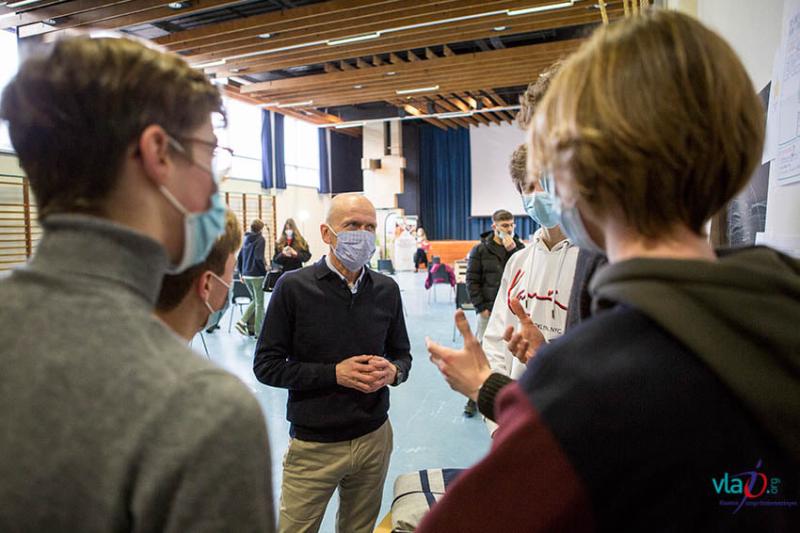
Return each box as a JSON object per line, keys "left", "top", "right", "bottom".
{"left": 156, "top": 210, "right": 242, "bottom": 312}
{"left": 0, "top": 36, "right": 223, "bottom": 219}
{"left": 250, "top": 219, "right": 265, "bottom": 233}
{"left": 492, "top": 209, "right": 514, "bottom": 223}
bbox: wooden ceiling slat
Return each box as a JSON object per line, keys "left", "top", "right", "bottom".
{"left": 158, "top": 0, "right": 518, "bottom": 52}
{"left": 0, "top": 0, "right": 120, "bottom": 30}
{"left": 427, "top": 97, "right": 479, "bottom": 128}
{"left": 483, "top": 89, "right": 515, "bottom": 121}
{"left": 190, "top": 3, "right": 608, "bottom": 65}
{"left": 207, "top": 7, "right": 618, "bottom": 77}
{"left": 242, "top": 40, "right": 578, "bottom": 95}
{"left": 155, "top": 0, "right": 407, "bottom": 47}
{"left": 37, "top": 0, "right": 250, "bottom": 37}
{"left": 449, "top": 92, "right": 493, "bottom": 125}
{"left": 393, "top": 101, "right": 449, "bottom": 130}
{"left": 259, "top": 63, "right": 559, "bottom": 108}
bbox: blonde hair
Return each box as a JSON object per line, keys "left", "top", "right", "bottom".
{"left": 530, "top": 10, "right": 764, "bottom": 238}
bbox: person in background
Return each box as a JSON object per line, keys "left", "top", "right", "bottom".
{"left": 156, "top": 209, "right": 241, "bottom": 341}
{"left": 0, "top": 35, "right": 274, "bottom": 531}
{"left": 414, "top": 227, "right": 431, "bottom": 272}
{"left": 464, "top": 209, "right": 524, "bottom": 417}
{"left": 254, "top": 193, "right": 412, "bottom": 533}
{"left": 273, "top": 218, "right": 311, "bottom": 273}
{"left": 423, "top": 10, "right": 798, "bottom": 531}
{"left": 235, "top": 218, "right": 267, "bottom": 337}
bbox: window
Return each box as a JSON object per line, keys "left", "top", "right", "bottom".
{"left": 217, "top": 96, "right": 262, "bottom": 181}
{"left": 0, "top": 30, "right": 18, "bottom": 152}
{"left": 283, "top": 115, "right": 320, "bottom": 188}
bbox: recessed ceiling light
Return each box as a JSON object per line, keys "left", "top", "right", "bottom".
{"left": 396, "top": 85, "right": 440, "bottom": 95}
{"left": 386, "top": 71, "right": 397, "bottom": 76}
{"left": 353, "top": 84, "right": 363, "bottom": 89}
{"left": 493, "top": 26, "right": 507, "bottom": 31}
{"left": 258, "top": 33, "right": 272, "bottom": 39}
{"left": 167, "top": 1, "right": 191, "bottom": 10}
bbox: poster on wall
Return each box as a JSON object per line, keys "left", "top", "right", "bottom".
{"left": 727, "top": 84, "right": 772, "bottom": 247}
{"left": 772, "top": 0, "right": 800, "bottom": 185}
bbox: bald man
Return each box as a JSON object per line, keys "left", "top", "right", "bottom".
{"left": 254, "top": 194, "right": 412, "bottom": 533}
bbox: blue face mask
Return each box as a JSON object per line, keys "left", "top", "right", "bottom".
{"left": 544, "top": 173, "right": 604, "bottom": 253}
{"left": 328, "top": 226, "right": 376, "bottom": 272}
{"left": 160, "top": 188, "right": 227, "bottom": 274}
{"left": 522, "top": 191, "right": 560, "bottom": 228}
{"left": 203, "top": 272, "right": 231, "bottom": 331}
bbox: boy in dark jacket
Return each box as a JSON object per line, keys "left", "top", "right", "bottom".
{"left": 464, "top": 209, "right": 524, "bottom": 415}
{"left": 236, "top": 219, "right": 267, "bottom": 336}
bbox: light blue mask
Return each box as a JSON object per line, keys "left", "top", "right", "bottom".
{"left": 160, "top": 188, "right": 227, "bottom": 274}
{"left": 522, "top": 191, "right": 560, "bottom": 228}
{"left": 328, "top": 226, "right": 376, "bottom": 272}
{"left": 544, "top": 173, "right": 604, "bottom": 253}
{"left": 203, "top": 273, "right": 231, "bottom": 331}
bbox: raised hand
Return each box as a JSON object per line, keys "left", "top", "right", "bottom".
{"left": 427, "top": 310, "right": 492, "bottom": 401}
{"left": 502, "top": 299, "right": 546, "bottom": 365}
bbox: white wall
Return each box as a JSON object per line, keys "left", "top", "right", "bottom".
{"left": 220, "top": 178, "right": 331, "bottom": 263}
{"left": 690, "top": 0, "right": 799, "bottom": 254}
{"left": 469, "top": 122, "right": 526, "bottom": 217}
{"left": 696, "top": 0, "right": 784, "bottom": 91}
{"left": 362, "top": 121, "right": 405, "bottom": 209}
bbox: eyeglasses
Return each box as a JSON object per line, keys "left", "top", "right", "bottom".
{"left": 168, "top": 135, "right": 234, "bottom": 183}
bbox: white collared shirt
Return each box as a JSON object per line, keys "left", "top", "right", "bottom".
{"left": 324, "top": 254, "right": 365, "bottom": 294}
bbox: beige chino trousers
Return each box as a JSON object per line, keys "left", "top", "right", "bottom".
{"left": 278, "top": 420, "right": 393, "bottom": 533}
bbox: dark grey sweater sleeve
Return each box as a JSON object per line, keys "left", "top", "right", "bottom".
{"left": 132, "top": 371, "right": 275, "bottom": 532}
{"left": 477, "top": 372, "right": 514, "bottom": 422}
{"left": 386, "top": 282, "right": 412, "bottom": 384}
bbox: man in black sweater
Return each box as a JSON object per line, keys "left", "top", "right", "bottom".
{"left": 254, "top": 193, "right": 411, "bottom": 533}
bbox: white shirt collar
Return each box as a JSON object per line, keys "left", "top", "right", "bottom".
{"left": 324, "top": 254, "right": 365, "bottom": 294}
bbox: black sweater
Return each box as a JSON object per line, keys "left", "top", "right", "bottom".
{"left": 253, "top": 259, "right": 412, "bottom": 442}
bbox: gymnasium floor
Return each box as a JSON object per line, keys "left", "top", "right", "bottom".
{"left": 194, "top": 269, "right": 492, "bottom": 532}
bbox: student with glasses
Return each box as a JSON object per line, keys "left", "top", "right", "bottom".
{"left": 0, "top": 36, "right": 273, "bottom": 531}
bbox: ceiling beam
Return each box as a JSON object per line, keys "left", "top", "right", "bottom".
{"left": 242, "top": 39, "right": 578, "bottom": 95}
{"left": 206, "top": 7, "right": 617, "bottom": 77}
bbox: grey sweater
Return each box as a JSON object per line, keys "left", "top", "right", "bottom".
{"left": 0, "top": 215, "right": 275, "bottom": 532}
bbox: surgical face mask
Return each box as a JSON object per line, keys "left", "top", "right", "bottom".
{"left": 160, "top": 188, "right": 227, "bottom": 274}
{"left": 285, "top": 229, "right": 294, "bottom": 238}
{"left": 203, "top": 272, "right": 231, "bottom": 331}
{"left": 522, "top": 192, "right": 560, "bottom": 229}
{"left": 544, "top": 173, "right": 604, "bottom": 253}
{"left": 327, "top": 225, "right": 376, "bottom": 272}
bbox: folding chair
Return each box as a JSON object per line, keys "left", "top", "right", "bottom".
{"left": 227, "top": 278, "right": 253, "bottom": 333}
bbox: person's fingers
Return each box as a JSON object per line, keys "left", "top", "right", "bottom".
{"left": 454, "top": 309, "right": 477, "bottom": 343}
{"left": 503, "top": 325, "right": 514, "bottom": 343}
{"left": 426, "top": 338, "right": 456, "bottom": 361}
{"left": 351, "top": 354, "right": 374, "bottom": 364}
{"left": 507, "top": 334, "right": 521, "bottom": 355}
{"left": 509, "top": 299, "right": 535, "bottom": 327}
{"left": 519, "top": 340, "right": 530, "bottom": 361}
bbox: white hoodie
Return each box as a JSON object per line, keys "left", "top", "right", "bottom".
{"left": 482, "top": 228, "right": 578, "bottom": 434}
{"left": 483, "top": 227, "right": 579, "bottom": 379}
